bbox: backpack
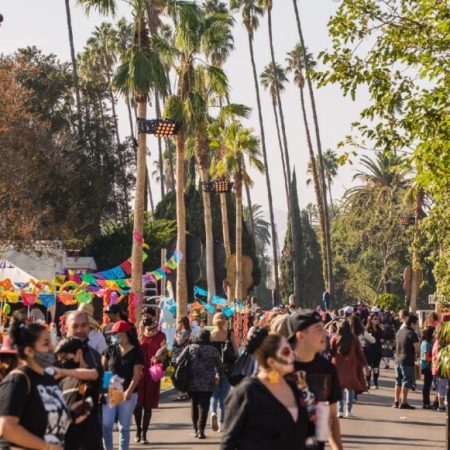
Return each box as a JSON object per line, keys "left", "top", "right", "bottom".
{"left": 222, "top": 330, "right": 237, "bottom": 373}
{"left": 171, "top": 346, "right": 191, "bottom": 392}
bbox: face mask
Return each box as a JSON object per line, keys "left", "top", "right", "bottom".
{"left": 34, "top": 351, "right": 56, "bottom": 369}
{"left": 62, "top": 359, "right": 79, "bottom": 370}
{"left": 111, "top": 335, "right": 120, "bottom": 345}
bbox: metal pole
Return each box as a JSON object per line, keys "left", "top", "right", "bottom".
{"left": 447, "top": 382, "right": 450, "bottom": 450}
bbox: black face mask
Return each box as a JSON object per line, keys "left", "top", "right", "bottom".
{"left": 61, "top": 359, "right": 79, "bottom": 370}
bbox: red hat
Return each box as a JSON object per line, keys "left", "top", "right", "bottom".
{"left": 0, "top": 335, "right": 17, "bottom": 355}
{"left": 106, "top": 320, "right": 132, "bottom": 334}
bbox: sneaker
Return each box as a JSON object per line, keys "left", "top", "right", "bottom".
{"left": 191, "top": 430, "right": 199, "bottom": 438}
{"left": 392, "top": 401, "right": 399, "bottom": 408}
{"left": 211, "top": 412, "right": 219, "bottom": 432}
{"left": 399, "top": 403, "right": 415, "bottom": 410}
{"left": 218, "top": 422, "right": 224, "bottom": 432}
{"left": 198, "top": 431, "right": 206, "bottom": 439}
{"left": 337, "top": 412, "right": 344, "bottom": 418}
{"left": 345, "top": 411, "right": 354, "bottom": 418}
{"left": 438, "top": 406, "right": 446, "bottom": 412}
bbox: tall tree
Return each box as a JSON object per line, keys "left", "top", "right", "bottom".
{"left": 64, "top": 0, "right": 82, "bottom": 133}
{"left": 213, "top": 121, "right": 264, "bottom": 300}
{"left": 291, "top": 0, "right": 333, "bottom": 296}
{"left": 285, "top": 43, "right": 330, "bottom": 297}
{"left": 260, "top": 62, "right": 289, "bottom": 203}
{"left": 80, "top": 0, "right": 168, "bottom": 324}
{"left": 230, "top": 0, "right": 280, "bottom": 302}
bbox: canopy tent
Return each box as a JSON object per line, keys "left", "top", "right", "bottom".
{"left": 0, "top": 260, "right": 37, "bottom": 284}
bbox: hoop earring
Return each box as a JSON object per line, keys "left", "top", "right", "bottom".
{"left": 268, "top": 369, "right": 281, "bottom": 384}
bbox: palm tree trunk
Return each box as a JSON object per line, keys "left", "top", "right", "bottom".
{"left": 235, "top": 182, "right": 243, "bottom": 301}
{"left": 176, "top": 131, "right": 188, "bottom": 319}
{"left": 327, "top": 174, "right": 334, "bottom": 214}
{"left": 292, "top": 0, "right": 333, "bottom": 296}
{"left": 155, "top": 92, "right": 165, "bottom": 199}
{"left": 299, "top": 84, "right": 328, "bottom": 290}
{"left": 126, "top": 96, "right": 135, "bottom": 139}
{"left": 131, "top": 100, "right": 147, "bottom": 325}
{"left": 145, "top": 166, "right": 154, "bottom": 214}
{"left": 409, "top": 189, "right": 424, "bottom": 313}
{"left": 167, "top": 139, "right": 176, "bottom": 191}
{"left": 220, "top": 193, "right": 231, "bottom": 260}
{"left": 266, "top": 9, "right": 300, "bottom": 305}
{"left": 247, "top": 31, "right": 280, "bottom": 300}
{"left": 199, "top": 164, "right": 216, "bottom": 307}
{"left": 64, "top": 0, "right": 82, "bottom": 134}
{"left": 272, "top": 100, "right": 289, "bottom": 204}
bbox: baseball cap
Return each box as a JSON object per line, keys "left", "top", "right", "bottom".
{"left": 55, "top": 337, "right": 86, "bottom": 355}
{"left": 106, "top": 320, "right": 132, "bottom": 334}
{"left": 287, "top": 309, "right": 323, "bottom": 341}
{"left": 343, "top": 306, "right": 353, "bottom": 315}
{"left": 105, "top": 304, "right": 121, "bottom": 314}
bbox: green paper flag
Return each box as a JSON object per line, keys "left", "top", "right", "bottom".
{"left": 76, "top": 292, "right": 92, "bottom": 304}
{"left": 143, "top": 252, "right": 148, "bottom": 262}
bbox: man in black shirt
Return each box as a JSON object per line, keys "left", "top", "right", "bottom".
{"left": 287, "top": 309, "right": 343, "bottom": 450}
{"left": 394, "top": 314, "right": 419, "bottom": 409}
{"left": 65, "top": 311, "right": 103, "bottom": 450}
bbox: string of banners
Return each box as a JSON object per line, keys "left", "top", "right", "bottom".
{"left": 191, "top": 285, "right": 246, "bottom": 318}
{"left": 0, "top": 249, "right": 183, "bottom": 309}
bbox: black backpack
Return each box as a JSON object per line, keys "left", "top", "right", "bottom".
{"left": 171, "top": 346, "right": 191, "bottom": 392}
{"left": 222, "top": 330, "right": 237, "bottom": 373}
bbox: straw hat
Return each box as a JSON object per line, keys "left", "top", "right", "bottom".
{"left": 77, "top": 303, "right": 100, "bottom": 329}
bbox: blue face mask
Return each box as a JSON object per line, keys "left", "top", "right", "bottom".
{"left": 111, "top": 334, "right": 120, "bottom": 345}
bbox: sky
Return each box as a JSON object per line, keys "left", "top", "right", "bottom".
{"left": 0, "top": 0, "right": 369, "bottom": 226}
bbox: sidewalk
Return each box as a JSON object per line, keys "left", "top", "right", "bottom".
{"left": 114, "top": 367, "right": 446, "bottom": 449}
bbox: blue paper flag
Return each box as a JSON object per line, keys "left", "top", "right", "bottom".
{"left": 39, "top": 294, "right": 56, "bottom": 308}
{"left": 222, "top": 306, "right": 234, "bottom": 318}
{"left": 212, "top": 295, "right": 227, "bottom": 305}
{"left": 194, "top": 286, "right": 208, "bottom": 297}
{"left": 200, "top": 301, "right": 216, "bottom": 314}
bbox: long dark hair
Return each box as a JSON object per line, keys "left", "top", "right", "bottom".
{"left": 348, "top": 315, "right": 364, "bottom": 337}
{"left": 366, "top": 314, "right": 381, "bottom": 334}
{"left": 179, "top": 316, "right": 191, "bottom": 333}
{"left": 336, "top": 320, "right": 354, "bottom": 356}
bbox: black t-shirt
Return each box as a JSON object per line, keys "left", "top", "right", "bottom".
{"left": 293, "top": 354, "right": 342, "bottom": 404}
{"left": 103, "top": 344, "right": 144, "bottom": 391}
{"left": 0, "top": 366, "right": 69, "bottom": 448}
{"left": 395, "top": 327, "right": 419, "bottom": 366}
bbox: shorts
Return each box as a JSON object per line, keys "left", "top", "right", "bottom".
{"left": 395, "top": 364, "right": 415, "bottom": 389}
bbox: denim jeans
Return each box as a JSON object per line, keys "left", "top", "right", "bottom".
{"left": 338, "top": 389, "right": 354, "bottom": 414}
{"left": 103, "top": 393, "right": 138, "bottom": 450}
{"left": 210, "top": 377, "right": 231, "bottom": 423}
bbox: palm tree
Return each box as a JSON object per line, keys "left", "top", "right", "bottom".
{"left": 64, "top": 0, "right": 82, "bottom": 133}
{"left": 243, "top": 204, "right": 271, "bottom": 255}
{"left": 79, "top": 0, "right": 167, "bottom": 324}
{"left": 306, "top": 150, "right": 339, "bottom": 213}
{"left": 160, "top": 2, "right": 232, "bottom": 317}
{"left": 260, "top": 62, "right": 289, "bottom": 203}
{"left": 230, "top": 0, "right": 280, "bottom": 301}
{"left": 285, "top": 43, "right": 329, "bottom": 294}
{"left": 291, "top": 0, "right": 333, "bottom": 296}
{"left": 213, "top": 121, "right": 265, "bottom": 300}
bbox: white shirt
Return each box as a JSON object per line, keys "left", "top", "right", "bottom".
{"left": 88, "top": 329, "right": 107, "bottom": 355}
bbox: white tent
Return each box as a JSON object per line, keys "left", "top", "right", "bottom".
{"left": 0, "top": 259, "right": 37, "bottom": 283}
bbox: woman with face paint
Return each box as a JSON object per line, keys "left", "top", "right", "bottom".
{"left": 0, "top": 317, "right": 69, "bottom": 450}
{"left": 221, "top": 328, "right": 309, "bottom": 450}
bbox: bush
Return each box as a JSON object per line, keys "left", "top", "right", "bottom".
{"left": 376, "top": 293, "right": 404, "bottom": 312}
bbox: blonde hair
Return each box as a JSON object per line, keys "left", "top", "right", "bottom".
{"left": 213, "top": 312, "right": 227, "bottom": 330}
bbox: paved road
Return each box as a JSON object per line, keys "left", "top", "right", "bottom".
{"left": 115, "top": 367, "right": 446, "bottom": 449}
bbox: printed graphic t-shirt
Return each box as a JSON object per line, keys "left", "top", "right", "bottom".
{"left": 0, "top": 366, "right": 69, "bottom": 448}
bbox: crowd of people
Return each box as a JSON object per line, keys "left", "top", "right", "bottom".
{"left": 0, "top": 297, "right": 446, "bottom": 450}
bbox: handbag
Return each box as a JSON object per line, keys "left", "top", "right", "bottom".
{"left": 228, "top": 351, "right": 256, "bottom": 386}
{"left": 222, "top": 330, "right": 237, "bottom": 373}
{"left": 171, "top": 346, "right": 191, "bottom": 391}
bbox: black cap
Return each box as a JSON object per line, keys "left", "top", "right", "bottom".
{"left": 105, "top": 304, "right": 121, "bottom": 314}
{"left": 55, "top": 337, "right": 86, "bottom": 355}
{"left": 287, "top": 309, "right": 323, "bottom": 341}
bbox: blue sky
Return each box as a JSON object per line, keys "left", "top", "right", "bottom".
{"left": 0, "top": 0, "right": 368, "bottom": 217}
